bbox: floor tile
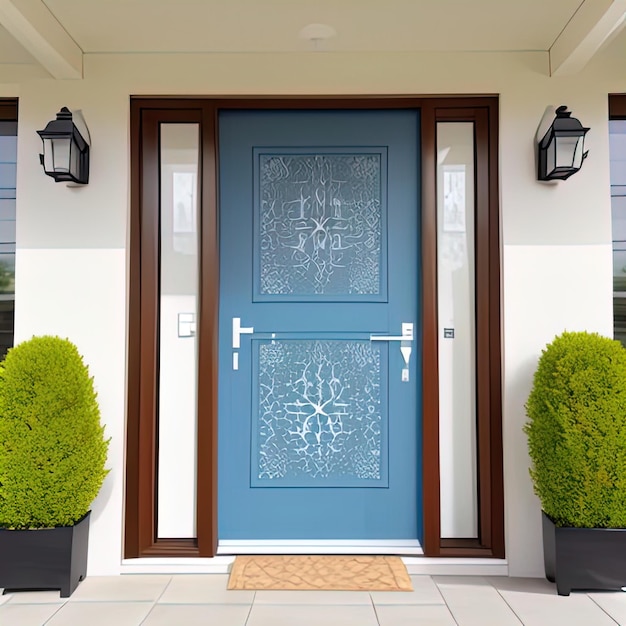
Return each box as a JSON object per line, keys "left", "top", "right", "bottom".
{"left": 5, "top": 590, "right": 63, "bottom": 604}
{"left": 376, "top": 604, "right": 458, "bottom": 626}
{"left": 488, "top": 577, "right": 618, "bottom": 626}
{"left": 247, "top": 604, "right": 379, "bottom": 626}
{"left": 45, "top": 602, "right": 153, "bottom": 626}
{"left": 588, "top": 591, "right": 626, "bottom": 624}
{"left": 67, "top": 575, "right": 171, "bottom": 602}
{"left": 434, "top": 576, "right": 523, "bottom": 625}
{"left": 371, "top": 574, "right": 445, "bottom": 605}
{"left": 142, "top": 603, "right": 251, "bottom": 626}
{"left": 157, "top": 574, "right": 255, "bottom": 604}
{"left": 253, "top": 589, "right": 372, "bottom": 605}
{"left": 0, "top": 602, "right": 63, "bottom": 626}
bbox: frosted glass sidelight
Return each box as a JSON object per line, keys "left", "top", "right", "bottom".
{"left": 253, "top": 339, "right": 387, "bottom": 487}
{"left": 157, "top": 123, "right": 199, "bottom": 539}
{"left": 257, "top": 152, "right": 383, "bottom": 297}
{"left": 437, "top": 123, "right": 478, "bottom": 539}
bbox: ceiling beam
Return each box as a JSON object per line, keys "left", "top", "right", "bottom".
{"left": 550, "top": 0, "right": 626, "bottom": 76}
{"left": 0, "top": 0, "right": 82, "bottom": 79}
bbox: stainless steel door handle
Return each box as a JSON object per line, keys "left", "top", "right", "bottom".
{"left": 370, "top": 323, "right": 413, "bottom": 382}
{"left": 232, "top": 317, "right": 254, "bottom": 349}
{"left": 232, "top": 317, "right": 254, "bottom": 371}
{"left": 370, "top": 323, "right": 413, "bottom": 342}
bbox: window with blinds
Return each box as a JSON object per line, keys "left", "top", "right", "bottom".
{"left": 610, "top": 100, "right": 626, "bottom": 347}
{"left": 0, "top": 102, "right": 17, "bottom": 357}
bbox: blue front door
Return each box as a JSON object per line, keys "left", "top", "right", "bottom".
{"left": 218, "top": 110, "right": 421, "bottom": 540}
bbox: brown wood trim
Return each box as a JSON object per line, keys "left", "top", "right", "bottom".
{"left": 137, "top": 108, "right": 160, "bottom": 556}
{"left": 125, "top": 96, "right": 503, "bottom": 560}
{"left": 440, "top": 546, "right": 500, "bottom": 557}
{"left": 141, "top": 539, "right": 199, "bottom": 557}
{"left": 125, "top": 100, "right": 142, "bottom": 558}
{"left": 440, "top": 537, "right": 502, "bottom": 556}
{"left": 475, "top": 108, "right": 493, "bottom": 548}
{"left": 130, "top": 97, "right": 500, "bottom": 113}
{"left": 609, "top": 94, "right": 626, "bottom": 118}
{"left": 196, "top": 104, "right": 219, "bottom": 557}
{"left": 420, "top": 102, "right": 441, "bottom": 557}
{"left": 0, "top": 99, "right": 18, "bottom": 121}
{"left": 428, "top": 100, "right": 504, "bottom": 558}
{"left": 441, "top": 538, "right": 484, "bottom": 549}
{"left": 126, "top": 104, "right": 212, "bottom": 557}
{"left": 488, "top": 101, "right": 505, "bottom": 558}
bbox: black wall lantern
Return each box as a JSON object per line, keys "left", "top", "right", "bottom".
{"left": 37, "top": 107, "right": 90, "bottom": 185}
{"left": 537, "top": 105, "right": 589, "bottom": 181}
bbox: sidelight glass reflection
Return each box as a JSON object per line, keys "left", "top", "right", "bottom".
{"left": 437, "top": 122, "right": 478, "bottom": 539}
{"left": 157, "top": 123, "right": 200, "bottom": 539}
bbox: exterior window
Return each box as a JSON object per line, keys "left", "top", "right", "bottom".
{"left": 611, "top": 118, "right": 626, "bottom": 346}
{"left": 0, "top": 104, "right": 17, "bottom": 358}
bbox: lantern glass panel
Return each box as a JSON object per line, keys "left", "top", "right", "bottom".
{"left": 555, "top": 135, "right": 579, "bottom": 169}
{"left": 42, "top": 138, "right": 54, "bottom": 172}
{"left": 572, "top": 136, "right": 585, "bottom": 169}
{"left": 69, "top": 141, "right": 80, "bottom": 179}
{"left": 50, "top": 137, "right": 71, "bottom": 174}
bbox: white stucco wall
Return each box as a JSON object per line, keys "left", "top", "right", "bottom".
{"left": 4, "top": 47, "right": 625, "bottom": 577}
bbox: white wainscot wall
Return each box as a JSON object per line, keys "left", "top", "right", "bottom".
{"left": 502, "top": 243, "right": 613, "bottom": 577}
{"left": 13, "top": 248, "right": 126, "bottom": 576}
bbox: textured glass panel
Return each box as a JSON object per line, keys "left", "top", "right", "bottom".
{"left": 259, "top": 153, "right": 382, "bottom": 296}
{"left": 254, "top": 339, "right": 386, "bottom": 487}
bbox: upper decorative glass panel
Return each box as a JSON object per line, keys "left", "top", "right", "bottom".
{"left": 252, "top": 338, "right": 387, "bottom": 487}
{"left": 254, "top": 149, "right": 387, "bottom": 301}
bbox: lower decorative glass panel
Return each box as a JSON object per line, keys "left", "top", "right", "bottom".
{"left": 251, "top": 338, "right": 388, "bottom": 487}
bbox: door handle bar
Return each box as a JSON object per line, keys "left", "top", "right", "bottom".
{"left": 370, "top": 323, "right": 413, "bottom": 342}
{"left": 233, "top": 317, "right": 254, "bottom": 349}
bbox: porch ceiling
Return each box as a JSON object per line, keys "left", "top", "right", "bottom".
{"left": 38, "top": 0, "right": 585, "bottom": 54}
{"left": 0, "top": 0, "right": 624, "bottom": 80}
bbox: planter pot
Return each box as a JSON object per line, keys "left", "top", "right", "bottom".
{"left": 0, "top": 511, "right": 90, "bottom": 598}
{"left": 542, "top": 511, "right": 626, "bottom": 595}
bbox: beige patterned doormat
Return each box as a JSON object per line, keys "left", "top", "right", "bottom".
{"left": 227, "top": 555, "right": 413, "bottom": 591}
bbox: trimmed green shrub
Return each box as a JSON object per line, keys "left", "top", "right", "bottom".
{"left": 0, "top": 336, "right": 109, "bottom": 529}
{"left": 525, "top": 331, "right": 626, "bottom": 528}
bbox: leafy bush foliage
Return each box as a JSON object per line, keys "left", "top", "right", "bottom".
{"left": 525, "top": 331, "right": 626, "bottom": 528}
{"left": 0, "top": 336, "right": 109, "bottom": 529}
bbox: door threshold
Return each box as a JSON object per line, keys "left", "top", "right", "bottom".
{"left": 216, "top": 540, "right": 423, "bottom": 555}
{"left": 120, "top": 555, "right": 508, "bottom": 576}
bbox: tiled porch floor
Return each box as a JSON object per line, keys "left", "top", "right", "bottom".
{"left": 2, "top": 574, "right": 626, "bottom": 625}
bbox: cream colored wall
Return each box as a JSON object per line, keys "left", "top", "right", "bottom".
{"left": 10, "top": 48, "right": 625, "bottom": 577}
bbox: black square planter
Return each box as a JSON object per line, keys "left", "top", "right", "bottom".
{"left": 543, "top": 511, "right": 626, "bottom": 595}
{"left": 0, "top": 511, "right": 90, "bottom": 598}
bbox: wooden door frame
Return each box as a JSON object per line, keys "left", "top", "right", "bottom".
{"left": 125, "top": 96, "right": 503, "bottom": 558}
